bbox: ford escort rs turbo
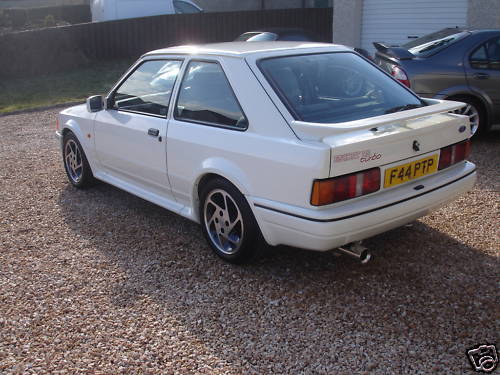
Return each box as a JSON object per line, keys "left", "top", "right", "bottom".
{"left": 56, "top": 42, "right": 476, "bottom": 263}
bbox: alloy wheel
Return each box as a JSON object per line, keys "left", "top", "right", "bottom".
{"left": 64, "top": 139, "right": 83, "bottom": 183}
{"left": 454, "top": 103, "right": 480, "bottom": 135}
{"left": 203, "top": 189, "right": 244, "bottom": 255}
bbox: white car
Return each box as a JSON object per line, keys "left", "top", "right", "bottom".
{"left": 56, "top": 42, "right": 476, "bottom": 263}
{"left": 91, "top": 0, "right": 202, "bottom": 22}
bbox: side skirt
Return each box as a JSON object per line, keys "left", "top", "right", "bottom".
{"left": 93, "top": 171, "right": 198, "bottom": 223}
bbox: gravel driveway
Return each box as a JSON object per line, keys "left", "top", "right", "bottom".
{"left": 0, "top": 109, "right": 498, "bottom": 374}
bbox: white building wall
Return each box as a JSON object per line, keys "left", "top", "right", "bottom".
{"left": 361, "top": 0, "right": 468, "bottom": 54}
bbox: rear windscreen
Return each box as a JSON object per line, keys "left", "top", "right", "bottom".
{"left": 259, "top": 52, "right": 423, "bottom": 124}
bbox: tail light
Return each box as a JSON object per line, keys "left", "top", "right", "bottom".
{"left": 438, "top": 140, "right": 471, "bottom": 170}
{"left": 391, "top": 65, "right": 410, "bottom": 88}
{"left": 311, "top": 168, "right": 380, "bottom": 206}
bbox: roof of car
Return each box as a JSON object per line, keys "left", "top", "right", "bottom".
{"left": 144, "top": 41, "right": 349, "bottom": 58}
{"left": 470, "top": 29, "right": 500, "bottom": 34}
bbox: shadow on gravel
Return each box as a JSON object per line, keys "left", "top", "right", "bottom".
{"left": 475, "top": 129, "right": 500, "bottom": 141}
{"left": 57, "top": 180, "right": 498, "bottom": 373}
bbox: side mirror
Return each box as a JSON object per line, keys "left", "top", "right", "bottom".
{"left": 86, "top": 95, "right": 103, "bottom": 112}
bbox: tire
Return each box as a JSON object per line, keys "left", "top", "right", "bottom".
{"left": 199, "top": 178, "right": 261, "bottom": 264}
{"left": 451, "top": 96, "right": 486, "bottom": 136}
{"left": 62, "top": 132, "right": 95, "bottom": 189}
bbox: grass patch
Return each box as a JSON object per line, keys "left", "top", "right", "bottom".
{"left": 0, "top": 59, "right": 135, "bottom": 114}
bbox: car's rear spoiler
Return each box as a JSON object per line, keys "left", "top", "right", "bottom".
{"left": 373, "top": 42, "right": 415, "bottom": 60}
{"left": 289, "top": 99, "right": 466, "bottom": 141}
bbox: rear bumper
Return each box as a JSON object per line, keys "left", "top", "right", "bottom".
{"left": 250, "top": 161, "right": 476, "bottom": 251}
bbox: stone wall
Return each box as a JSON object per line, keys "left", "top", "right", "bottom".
{"left": 332, "top": 0, "right": 362, "bottom": 47}
{"left": 467, "top": 0, "right": 500, "bottom": 28}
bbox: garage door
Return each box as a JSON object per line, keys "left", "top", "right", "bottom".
{"left": 361, "top": 0, "right": 467, "bottom": 54}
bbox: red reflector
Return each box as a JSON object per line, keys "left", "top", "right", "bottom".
{"left": 362, "top": 168, "right": 381, "bottom": 194}
{"left": 333, "top": 174, "right": 357, "bottom": 202}
{"left": 464, "top": 140, "right": 472, "bottom": 159}
{"left": 454, "top": 140, "right": 471, "bottom": 161}
{"left": 438, "top": 145, "right": 453, "bottom": 170}
{"left": 438, "top": 140, "right": 471, "bottom": 170}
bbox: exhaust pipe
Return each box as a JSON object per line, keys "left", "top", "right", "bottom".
{"left": 337, "top": 241, "right": 372, "bottom": 264}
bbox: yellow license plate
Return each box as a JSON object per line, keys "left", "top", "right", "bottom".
{"left": 384, "top": 154, "right": 439, "bottom": 188}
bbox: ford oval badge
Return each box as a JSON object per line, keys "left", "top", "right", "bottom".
{"left": 412, "top": 140, "right": 420, "bottom": 152}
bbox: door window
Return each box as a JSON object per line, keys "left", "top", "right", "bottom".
{"left": 175, "top": 61, "right": 248, "bottom": 129}
{"left": 114, "top": 60, "right": 182, "bottom": 117}
{"left": 173, "top": 1, "right": 201, "bottom": 14}
{"left": 470, "top": 37, "right": 500, "bottom": 70}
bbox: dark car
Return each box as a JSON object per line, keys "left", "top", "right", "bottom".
{"left": 235, "top": 28, "right": 321, "bottom": 42}
{"left": 373, "top": 28, "right": 500, "bottom": 135}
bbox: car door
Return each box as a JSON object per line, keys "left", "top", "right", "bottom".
{"left": 94, "top": 59, "right": 183, "bottom": 198}
{"left": 166, "top": 59, "right": 248, "bottom": 206}
{"left": 465, "top": 35, "right": 500, "bottom": 125}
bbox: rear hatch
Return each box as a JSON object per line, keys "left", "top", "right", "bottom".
{"left": 290, "top": 99, "right": 469, "bottom": 182}
{"left": 253, "top": 47, "right": 471, "bottom": 192}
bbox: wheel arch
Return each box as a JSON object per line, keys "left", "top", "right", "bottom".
{"left": 195, "top": 171, "right": 262, "bottom": 263}
{"left": 190, "top": 162, "right": 253, "bottom": 223}
{"left": 59, "top": 117, "right": 98, "bottom": 173}
{"left": 60, "top": 118, "right": 87, "bottom": 145}
{"left": 61, "top": 127, "right": 72, "bottom": 137}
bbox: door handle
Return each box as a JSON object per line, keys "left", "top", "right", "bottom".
{"left": 473, "top": 72, "right": 490, "bottom": 80}
{"left": 148, "top": 128, "right": 159, "bottom": 137}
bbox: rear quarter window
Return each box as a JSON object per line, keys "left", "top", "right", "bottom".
{"left": 174, "top": 61, "right": 248, "bottom": 129}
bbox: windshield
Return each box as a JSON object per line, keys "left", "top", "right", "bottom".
{"left": 403, "top": 31, "right": 469, "bottom": 57}
{"left": 259, "top": 52, "right": 423, "bottom": 124}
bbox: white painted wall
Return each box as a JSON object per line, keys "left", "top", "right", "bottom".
{"left": 361, "top": 0, "right": 467, "bottom": 54}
